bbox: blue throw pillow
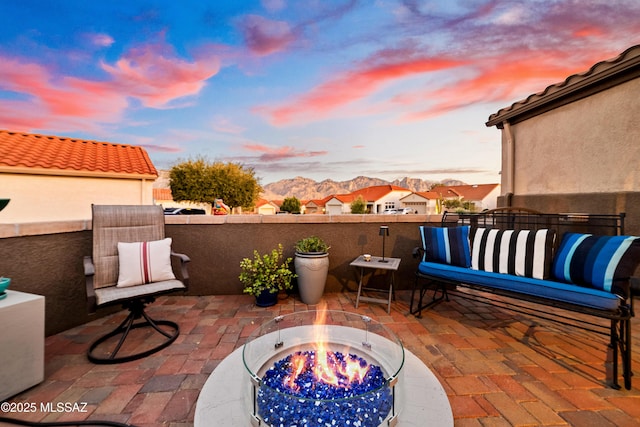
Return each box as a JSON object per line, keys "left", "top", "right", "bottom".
{"left": 552, "top": 233, "right": 640, "bottom": 296}
{"left": 419, "top": 226, "right": 471, "bottom": 268}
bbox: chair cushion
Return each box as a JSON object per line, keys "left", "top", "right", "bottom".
{"left": 419, "top": 226, "right": 471, "bottom": 267}
{"left": 117, "top": 238, "right": 176, "bottom": 288}
{"left": 418, "top": 261, "right": 621, "bottom": 311}
{"left": 471, "top": 228, "right": 556, "bottom": 279}
{"left": 96, "top": 279, "right": 185, "bottom": 306}
{"left": 552, "top": 233, "right": 640, "bottom": 295}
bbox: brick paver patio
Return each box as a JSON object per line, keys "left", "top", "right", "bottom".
{"left": 1, "top": 290, "right": 639, "bottom": 426}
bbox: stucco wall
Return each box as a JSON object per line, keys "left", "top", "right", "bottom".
{"left": 0, "top": 173, "right": 155, "bottom": 223}
{"left": 506, "top": 78, "right": 639, "bottom": 196}
{"left": 0, "top": 215, "right": 437, "bottom": 335}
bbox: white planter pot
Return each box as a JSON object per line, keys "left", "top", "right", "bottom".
{"left": 294, "top": 252, "right": 329, "bottom": 305}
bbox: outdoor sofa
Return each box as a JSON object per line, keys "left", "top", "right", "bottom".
{"left": 411, "top": 208, "right": 639, "bottom": 390}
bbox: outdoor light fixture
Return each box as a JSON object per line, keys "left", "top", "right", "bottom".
{"left": 379, "top": 225, "right": 389, "bottom": 263}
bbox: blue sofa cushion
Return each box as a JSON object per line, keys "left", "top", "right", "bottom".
{"left": 552, "top": 233, "right": 640, "bottom": 296}
{"left": 471, "top": 228, "right": 556, "bottom": 279}
{"left": 418, "top": 261, "right": 622, "bottom": 311}
{"left": 419, "top": 226, "right": 471, "bottom": 267}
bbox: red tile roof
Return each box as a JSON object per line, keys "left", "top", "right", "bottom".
{"left": 153, "top": 188, "right": 173, "bottom": 200}
{"left": 255, "top": 198, "right": 280, "bottom": 208}
{"left": 349, "top": 185, "right": 411, "bottom": 202}
{"left": 410, "top": 191, "right": 442, "bottom": 200}
{"left": 433, "top": 184, "right": 498, "bottom": 200}
{"left": 0, "top": 130, "right": 158, "bottom": 177}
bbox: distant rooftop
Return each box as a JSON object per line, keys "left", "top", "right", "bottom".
{"left": 487, "top": 44, "right": 640, "bottom": 128}
{"left": 433, "top": 183, "right": 499, "bottom": 200}
{"left": 0, "top": 129, "right": 158, "bottom": 178}
{"left": 348, "top": 184, "right": 411, "bottom": 202}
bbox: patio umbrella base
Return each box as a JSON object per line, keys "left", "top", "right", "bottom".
{"left": 88, "top": 299, "right": 180, "bottom": 364}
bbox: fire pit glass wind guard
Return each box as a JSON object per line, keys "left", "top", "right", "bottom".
{"left": 243, "top": 310, "right": 404, "bottom": 427}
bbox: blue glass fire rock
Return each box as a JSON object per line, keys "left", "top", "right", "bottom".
{"left": 258, "top": 350, "right": 393, "bottom": 427}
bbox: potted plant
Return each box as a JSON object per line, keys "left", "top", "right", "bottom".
{"left": 294, "top": 236, "right": 330, "bottom": 305}
{"left": 239, "top": 244, "right": 296, "bottom": 307}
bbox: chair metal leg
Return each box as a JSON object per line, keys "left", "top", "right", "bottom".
{"left": 88, "top": 299, "right": 179, "bottom": 364}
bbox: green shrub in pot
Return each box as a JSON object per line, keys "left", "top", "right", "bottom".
{"left": 294, "top": 236, "right": 330, "bottom": 305}
{"left": 239, "top": 244, "right": 296, "bottom": 306}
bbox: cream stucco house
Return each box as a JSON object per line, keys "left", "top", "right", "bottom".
{"left": 486, "top": 44, "right": 640, "bottom": 234}
{"left": 0, "top": 130, "right": 158, "bottom": 223}
{"left": 325, "top": 185, "right": 413, "bottom": 215}
{"left": 399, "top": 191, "right": 441, "bottom": 214}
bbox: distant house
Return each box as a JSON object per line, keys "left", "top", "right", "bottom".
{"left": 400, "top": 191, "right": 442, "bottom": 214}
{"left": 324, "top": 194, "right": 356, "bottom": 215}
{"left": 303, "top": 196, "right": 333, "bottom": 214}
{"left": 0, "top": 130, "right": 157, "bottom": 223}
{"left": 432, "top": 184, "right": 500, "bottom": 212}
{"left": 254, "top": 199, "right": 280, "bottom": 215}
{"left": 486, "top": 44, "right": 640, "bottom": 233}
{"left": 325, "top": 185, "right": 413, "bottom": 214}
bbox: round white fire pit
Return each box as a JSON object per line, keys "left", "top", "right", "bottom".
{"left": 195, "top": 310, "right": 453, "bottom": 427}
{"left": 243, "top": 310, "right": 404, "bottom": 427}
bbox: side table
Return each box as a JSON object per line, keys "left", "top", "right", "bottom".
{"left": 350, "top": 255, "right": 401, "bottom": 313}
{"left": 0, "top": 290, "right": 45, "bottom": 401}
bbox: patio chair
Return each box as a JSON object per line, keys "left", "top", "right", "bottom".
{"left": 83, "top": 204, "right": 190, "bottom": 364}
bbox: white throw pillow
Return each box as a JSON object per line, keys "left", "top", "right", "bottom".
{"left": 117, "top": 238, "right": 176, "bottom": 287}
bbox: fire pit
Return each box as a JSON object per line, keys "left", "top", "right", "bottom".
{"left": 242, "top": 309, "right": 404, "bottom": 427}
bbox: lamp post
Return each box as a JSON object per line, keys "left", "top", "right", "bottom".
{"left": 379, "top": 225, "right": 389, "bottom": 263}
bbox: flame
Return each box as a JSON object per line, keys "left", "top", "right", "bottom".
{"left": 284, "top": 302, "right": 370, "bottom": 390}
{"left": 283, "top": 353, "right": 307, "bottom": 389}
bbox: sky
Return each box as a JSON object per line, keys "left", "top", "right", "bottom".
{"left": 0, "top": 1, "right": 639, "bottom": 186}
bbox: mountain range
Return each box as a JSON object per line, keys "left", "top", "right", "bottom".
{"left": 260, "top": 176, "right": 466, "bottom": 201}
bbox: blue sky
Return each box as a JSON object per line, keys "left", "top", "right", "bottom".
{"left": 0, "top": 1, "right": 638, "bottom": 185}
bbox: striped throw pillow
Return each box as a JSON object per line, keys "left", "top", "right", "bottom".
{"left": 471, "top": 228, "right": 556, "bottom": 279}
{"left": 117, "top": 238, "right": 176, "bottom": 288}
{"left": 419, "top": 226, "right": 471, "bottom": 267}
{"left": 552, "top": 233, "right": 640, "bottom": 295}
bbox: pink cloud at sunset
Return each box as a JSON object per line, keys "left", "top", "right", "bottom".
{"left": 0, "top": 39, "right": 221, "bottom": 132}
{"left": 211, "top": 116, "right": 246, "bottom": 134}
{"left": 0, "top": 55, "right": 128, "bottom": 132}
{"left": 139, "top": 143, "right": 183, "bottom": 153}
{"left": 254, "top": 55, "right": 467, "bottom": 125}
{"left": 100, "top": 39, "right": 221, "bottom": 108}
{"left": 85, "top": 32, "right": 115, "bottom": 48}
{"left": 239, "top": 15, "right": 296, "bottom": 56}
{"left": 242, "top": 143, "right": 328, "bottom": 161}
{"left": 396, "top": 49, "right": 618, "bottom": 123}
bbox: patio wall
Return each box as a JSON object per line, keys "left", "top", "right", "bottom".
{"left": 0, "top": 214, "right": 439, "bottom": 336}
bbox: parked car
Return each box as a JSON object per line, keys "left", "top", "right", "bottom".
{"left": 398, "top": 208, "right": 415, "bottom": 214}
{"left": 382, "top": 209, "right": 397, "bottom": 214}
{"left": 163, "top": 207, "right": 206, "bottom": 215}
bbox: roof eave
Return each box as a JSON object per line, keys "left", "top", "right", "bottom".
{"left": 0, "top": 165, "right": 158, "bottom": 180}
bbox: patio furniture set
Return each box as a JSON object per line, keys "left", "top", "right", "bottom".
{"left": 78, "top": 205, "right": 637, "bottom": 392}
{"left": 3, "top": 204, "right": 637, "bottom": 426}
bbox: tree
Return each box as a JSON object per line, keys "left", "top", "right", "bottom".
{"left": 169, "top": 158, "right": 262, "bottom": 212}
{"left": 442, "top": 199, "right": 462, "bottom": 210}
{"left": 280, "top": 196, "right": 301, "bottom": 214}
{"left": 350, "top": 195, "right": 366, "bottom": 214}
